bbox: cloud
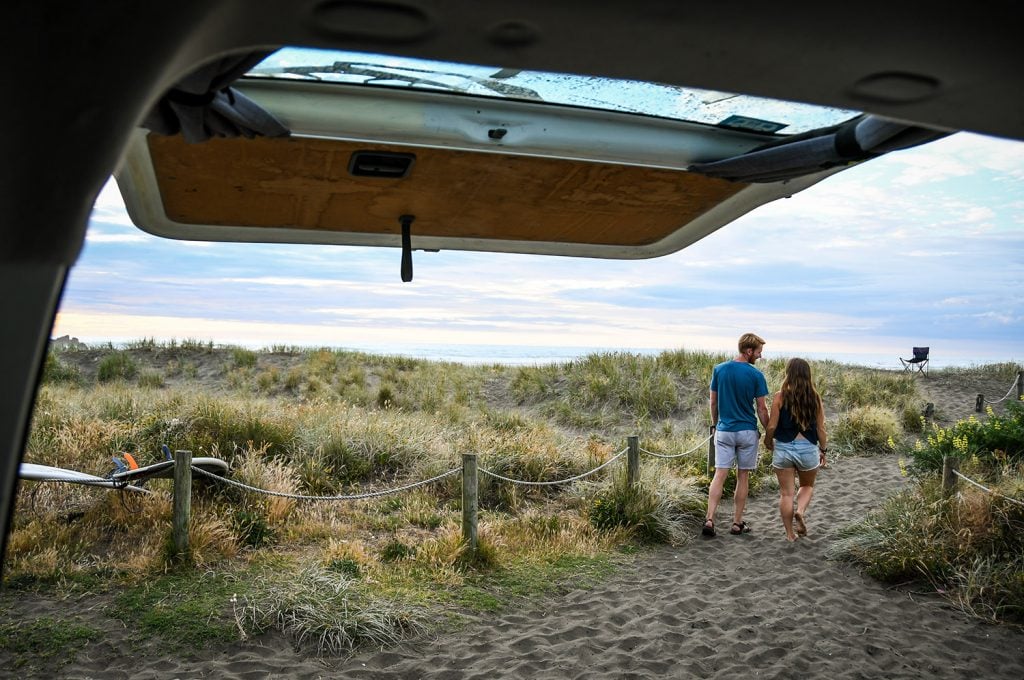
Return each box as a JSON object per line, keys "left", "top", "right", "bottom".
{"left": 55, "top": 132, "right": 1024, "bottom": 367}
{"left": 86, "top": 232, "right": 150, "bottom": 244}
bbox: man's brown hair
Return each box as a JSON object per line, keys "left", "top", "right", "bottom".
{"left": 738, "top": 332, "right": 766, "bottom": 353}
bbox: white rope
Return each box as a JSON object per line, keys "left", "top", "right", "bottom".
{"left": 478, "top": 449, "right": 626, "bottom": 486}
{"left": 952, "top": 469, "right": 1024, "bottom": 508}
{"left": 190, "top": 465, "right": 460, "bottom": 501}
{"left": 983, "top": 373, "right": 1021, "bottom": 404}
{"left": 639, "top": 434, "right": 713, "bottom": 460}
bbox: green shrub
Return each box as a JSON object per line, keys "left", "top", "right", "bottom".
{"left": 828, "top": 469, "right": 1024, "bottom": 623}
{"left": 185, "top": 397, "right": 297, "bottom": 462}
{"left": 380, "top": 541, "right": 415, "bottom": 562}
{"left": 509, "top": 364, "right": 560, "bottom": 403}
{"left": 230, "top": 347, "right": 258, "bottom": 369}
{"left": 910, "top": 400, "right": 1024, "bottom": 474}
{"left": 586, "top": 470, "right": 692, "bottom": 544}
{"left": 41, "top": 352, "right": 81, "bottom": 384}
{"left": 902, "top": 404, "right": 926, "bottom": 433}
{"left": 326, "top": 558, "right": 362, "bottom": 578}
{"left": 231, "top": 508, "right": 275, "bottom": 548}
{"left": 97, "top": 351, "right": 138, "bottom": 382}
{"left": 831, "top": 405, "right": 901, "bottom": 454}
{"left": 377, "top": 385, "right": 396, "bottom": 409}
{"left": 306, "top": 349, "right": 339, "bottom": 379}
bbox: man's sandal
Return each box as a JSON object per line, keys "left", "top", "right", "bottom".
{"left": 730, "top": 521, "right": 751, "bottom": 535}
{"left": 701, "top": 519, "right": 716, "bottom": 537}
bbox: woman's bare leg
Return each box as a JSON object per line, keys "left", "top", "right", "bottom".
{"left": 794, "top": 467, "right": 819, "bottom": 535}
{"left": 774, "top": 467, "right": 797, "bottom": 541}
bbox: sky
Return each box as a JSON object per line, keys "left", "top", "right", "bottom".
{"left": 52, "top": 131, "right": 1024, "bottom": 368}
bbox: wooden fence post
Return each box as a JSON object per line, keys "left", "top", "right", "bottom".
{"left": 975, "top": 394, "right": 984, "bottom": 412}
{"left": 1017, "top": 370, "right": 1023, "bottom": 401}
{"left": 461, "top": 453, "right": 478, "bottom": 555}
{"left": 172, "top": 449, "right": 192, "bottom": 559}
{"left": 942, "top": 456, "right": 959, "bottom": 498}
{"left": 707, "top": 426, "right": 716, "bottom": 477}
{"left": 626, "top": 436, "right": 639, "bottom": 488}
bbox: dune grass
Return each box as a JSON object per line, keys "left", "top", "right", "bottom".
{"left": 830, "top": 398, "right": 1024, "bottom": 623}
{"left": 7, "top": 341, "right": 1022, "bottom": 662}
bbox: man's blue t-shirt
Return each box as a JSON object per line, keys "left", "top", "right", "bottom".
{"left": 710, "top": 360, "right": 769, "bottom": 432}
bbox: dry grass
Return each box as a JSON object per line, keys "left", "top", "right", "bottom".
{"left": 13, "top": 343, "right": 1020, "bottom": 650}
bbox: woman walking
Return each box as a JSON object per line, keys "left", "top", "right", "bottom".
{"left": 764, "top": 358, "right": 828, "bottom": 541}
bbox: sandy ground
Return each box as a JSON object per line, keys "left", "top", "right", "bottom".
{"left": 8, "top": 368, "right": 1023, "bottom": 679}
{"left": 34, "top": 451, "right": 1021, "bottom": 680}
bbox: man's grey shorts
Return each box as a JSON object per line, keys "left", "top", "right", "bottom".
{"left": 714, "top": 430, "right": 760, "bottom": 470}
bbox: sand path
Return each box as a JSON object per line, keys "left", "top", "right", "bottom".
{"left": 75, "top": 454, "right": 1023, "bottom": 679}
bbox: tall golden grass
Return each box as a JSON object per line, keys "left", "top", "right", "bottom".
{"left": 14, "top": 343, "right": 1021, "bottom": 648}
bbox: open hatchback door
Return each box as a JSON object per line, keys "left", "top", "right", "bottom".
{"left": 115, "top": 48, "right": 947, "bottom": 263}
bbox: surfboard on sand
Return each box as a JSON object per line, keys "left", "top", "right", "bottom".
{"left": 19, "top": 463, "right": 151, "bottom": 494}
{"left": 110, "top": 457, "right": 229, "bottom": 482}
{"left": 19, "top": 457, "right": 229, "bottom": 493}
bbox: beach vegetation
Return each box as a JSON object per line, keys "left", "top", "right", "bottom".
{"left": 829, "top": 465, "right": 1024, "bottom": 623}
{"left": 108, "top": 570, "right": 241, "bottom": 648}
{"left": 583, "top": 463, "right": 704, "bottom": 544}
{"left": 832, "top": 392, "right": 1024, "bottom": 624}
{"left": 236, "top": 563, "right": 424, "bottom": 655}
{"left": 41, "top": 351, "right": 82, "bottom": 385}
{"left": 831, "top": 405, "right": 902, "bottom": 455}
{"left": 96, "top": 351, "right": 138, "bottom": 382}
{"left": 15, "top": 342, "right": 1013, "bottom": 661}
{"left": 230, "top": 346, "right": 258, "bottom": 369}
{"left": 137, "top": 369, "right": 165, "bottom": 388}
{"left": 0, "top": 616, "right": 101, "bottom": 671}
{"left": 909, "top": 400, "right": 1024, "bottom": 473}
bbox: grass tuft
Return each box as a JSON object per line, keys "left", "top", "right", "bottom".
{"left": 237, "top": 565, "right": 424, "bottom": 654}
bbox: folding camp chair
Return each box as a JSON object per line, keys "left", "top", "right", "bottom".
{"left": 900, "top": 347, "right": 929, "bottom": 375}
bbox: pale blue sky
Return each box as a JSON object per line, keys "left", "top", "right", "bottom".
{"left": 54, "top": 131, "right": 1024, "bottom": 367}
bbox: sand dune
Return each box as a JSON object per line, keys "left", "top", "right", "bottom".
{"left": 72, "top": 454, "right": 1023, "bottom": 680}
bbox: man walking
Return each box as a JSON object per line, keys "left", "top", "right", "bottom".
{"left": 703, "top": 332, "right": 770, "bottom": 537}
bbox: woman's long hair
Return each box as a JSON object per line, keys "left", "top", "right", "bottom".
{"left": 780, "top": 358, "right": 821, "bottom": 430}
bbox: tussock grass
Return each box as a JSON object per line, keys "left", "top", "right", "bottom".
{"left": 236, "top": 564, "right": 424, "bottom": 654}
{"left": 832, "top": 395, "right": 1024, "bottom": 624}
{"left": 14, "top": 342, "right": 1024, "bottom": 656}
{"left": 832, "top": 405, "right": 902, "bottom": 455}
{"left": 829, "top": 471, "right": 1024, "bottom": 623}
{"left": 96, "top": 351, "right": 138, "bottom": 383}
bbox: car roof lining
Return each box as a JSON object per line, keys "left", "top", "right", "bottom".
{"left": 144, "top": 133, "right": 750, "bottom": 249}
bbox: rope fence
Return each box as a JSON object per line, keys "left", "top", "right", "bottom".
{"left": 190, "top": 465, "right": 461, "bottom": 501}
{"left": 148, "top": 434, "right": 713, "bottom": 558}
{"left": 941, "top": 455, "right": 1024, "bottom": 507}
{"left": 639, "top": 434, "right": 713, "bottom": 460}
{"left": 478, "top": 449, "right": 626, "bottom": 487}
{"left": 975, "top": 370, "right": 1023, "bottom": 411}
{"left": 51, "top": 430, "right": 714, "bottom": 559}
{"left": 29, "top": 437, "right": 1021, "bottom": 561}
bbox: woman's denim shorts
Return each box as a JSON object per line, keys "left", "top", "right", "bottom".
{"left": 772, "top": 438, "right": 820, "bottom": 471}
